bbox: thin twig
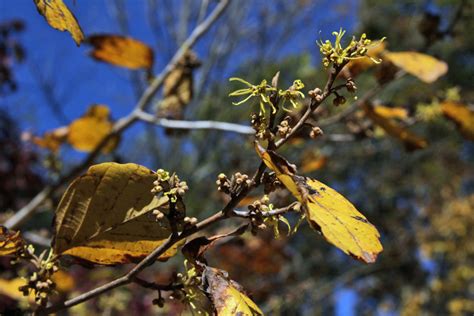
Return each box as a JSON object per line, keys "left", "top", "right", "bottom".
{"left": 135, "top": 110, "right": 254, "bottom": 134}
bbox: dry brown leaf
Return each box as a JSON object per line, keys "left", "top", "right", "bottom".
{"left": 0, "top": 226, "right": 25, "bottom": 256}
{"left": 255, "top": 143, "right": 383, "bottom": 263}
{"left": 34, "top": 0, "right": 84, "bottom": 45}
{"left": 384, "top": 51, "right": 448, "bottom": 83}
{"left": 53, "top": 162, "right": 178, "bottom": 265}
{"left": 364, "top": 103, "right": 427, "bottom": 150}
{"left": 158, "top": 50, "right": 200, "bottom": 120}
{"left": 204, "top": 266, "right": 263, "bottom": 316}
{"left": 87, "top": 34, "right": 154, "bottom": 69}
{"left": 67, "top": 104, "right": 118, "bottom": 153}
{"left": 441, "top": 101, "right": 474, "bottom": 141}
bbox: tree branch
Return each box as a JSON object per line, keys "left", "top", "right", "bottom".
{"left": 4, "top": 0, "right": 230, "bottom": 230}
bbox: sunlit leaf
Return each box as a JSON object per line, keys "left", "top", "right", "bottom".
{"left": 0, "top": 226, "right": 25, "bottom": 256}
{"left": 31, "top": 126, "right": 69, "bottom": 152}
{"left": 384, "top": 51, "right": 448, "bottom": 83}
{"left": 204, "top": 266, "right": 263, "bottom": 316}
{"left": 67, "top": 104, "right": 118, "bottom": 153}
{"left": 0, "top": 278, "right": 33, "bottom": 302}
{"left": 255, "top": 143, "right": 383, "bottom": 263}
{"left": 364, "top": 103, "right": 427, "bottom": 150}
{"left": 51, "top": 271, "right": 75, "bottom": 293}
{"left": 300, "top": 150, "right": 327, "bottom": 173}
{"left": 87, "top": 34, "right": 154, "bottom": 69}
{"left": 34, "top": 0, "right": 84, "bottom": 45}
{"left": 53, "top": 162, "right": 177, "bottom": 265}
{"left": 441, "top": 101, "right": 474, "bottom": 141}
{"left": 373, "top": 105, "right": 409, "bottom": 120}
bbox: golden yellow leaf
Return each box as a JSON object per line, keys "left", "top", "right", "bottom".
{"left": 87, "top": 34, "right": 154, "bottom": 69}
{"left": 0, "top": 278, "right": 33, "bottom": 302}
{"left": 0, "top": 226, "right": 25, "bottom": 256}
{"left": 51, "top": 271, "right": 75, "bottom": 293}
{"left": 67, "top": 104, "right": 118, "bottom": 153}
{"left": 31, "top": 126, "right": 69, "bottom": 152}
{"left": 53, "top": 162, "right": 177, "bottom": 265}
{"left": 255, "top": 143, "right": 383, "bottom": 263}
{"left": 204, "top": 266, "right": 263, "bottom": 316}
{"left": 300, "top": 151, "right": 327, "bottom": 173}
{"left": 363, "top": 103, "right": 427, "bottom": 150}
{"left": 34, "top": 0, "right": 84, "bottom": 45}
{"left": 384, "top": 51, "right": 448, "bottom": 83}
{"left": 158, "top": 51, "right": 200, "bottom": 120}
{"left": 441, "top": 101, "right": 474, "bottom": 141}
{"left": 373, "top": 105, "right": 409, "bottom": 120}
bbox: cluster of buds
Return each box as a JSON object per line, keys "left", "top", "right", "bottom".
{"left": 250, "top": 113, "right": 271, "bottom": 140}
{"left": 333, "top": 93, "right": 347, "bottom": 107}
{"left": 248, "top": 195, "right": 272, "bottom": 214}
{"left": 152, "top": 169, "right": 189, "bottom": 202}
{"left": 345, "top": 78, "right": 357, "bottom": 93}
{"left": 277, "top": 117, "right": 292, "bottom": 137}
{"left": 310, "top": 126, "right": 324, "bottom": 139}
{"left": 216, "top": 172, "right": 252, "bottom": 196}
{"left": 262, "top": 172, "right": 283, "bottom": 194}
{"left": 308, "top": 87, "right": 323, "bottom": 103}
{"left": 318, "top": 28, "right": 383, "bottom": 67}
{"left": 19, "top": 249, "right": 59, "bottom": 306}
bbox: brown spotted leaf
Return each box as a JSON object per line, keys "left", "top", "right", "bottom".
{"left": 204, "top": 266, "right": 263, "bottom": 316}
{"left": 0, "top": 226, "right": 25, "bottom": 256}
{"left": 87, "top": 34, "right": 154, "bottom": 69}
{"left": 34, "top": 0, "right": 84, "bottom": 45}
{"left": 53, "top": 162, "right": 177, "bottom": 265}
{"left": 255, "top": 143, "right": 383, "bottom": 263}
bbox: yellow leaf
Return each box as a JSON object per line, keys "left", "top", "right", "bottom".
{"left": 0, "top": 278, "right": 33, "bottom": 302}
{"left": 51, "top": 270, "right": 75, "bottom": 293}
{"left": 204, "top": 266, "right": 263, "bottom": 316}
{"left": 255, "top": 143, "right": 383, "bottom": 263}
{"left": 300, "top": 150, "right": 327, "bottom": 173}
{"left": 373, "top": 105, "right": 409, "bottom": 120}
{"left": 87, "top": 34, "right": 154, "bottom": 70}
{"left": 441, "top": 101, "right": 474, "bottom": 141}
{"left": 31, "top": 126, "right": 69, "bottom": 152}
{"left": 384, "top": 51, "right": 448, "bottom": 83}
{"left": 0, "top": 226, "right": 25, "bottom": 256}
{"left": 364, "top": 103, "right": 428, "bottom": 151}
{"left": 34, "top": 0, "right": 84, "bottom": 46}
{"left": 53, "top": 162, "right": 177, "bottom": 265}
{"left": 67, "top": 104, "right": 118, "bottom": 153}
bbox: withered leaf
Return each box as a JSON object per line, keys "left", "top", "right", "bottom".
{"left": 384, "top": 51, "right": 448, "bottom": 83}
{"left": 34, "top": 0, "right": 84, "bottom": 45}
{"left": 87, "top": 34, "right": 154, "bottom": 69}
{"left": 441, "top": 101, "right": 474, "bottom": 141}
{"left": 158, "top": 50, "right": 200, "bottom": 120}
{"left": 255, "top": 143, "right": 383, "bottom": 263}
{"left": 204, "top": 266, "right": 263, "bottom": 316}
{"left": 31, "top": 126, "right": 69, "bottom": 152}
{"left": 363, "top": 103, "right": 427, "bottom": 150}
{"left": 53, "top": 162, "right": 177, "bottom": 265}
{"left": 0, "top": 226, "right": 25, "bottom": 256}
